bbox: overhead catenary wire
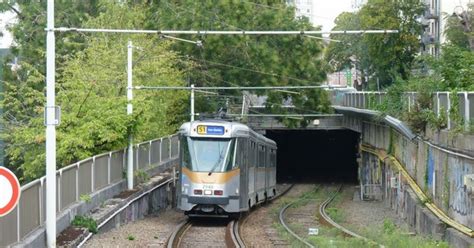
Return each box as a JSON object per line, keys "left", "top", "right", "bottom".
{"left": 188, "top": 56, "right": 316, "bottom": 84}
{"left": 132, "top": 85, "right": 345, "bottom": 90}
{"left": 52, "top": 27, "right": 399, "bottom": 35}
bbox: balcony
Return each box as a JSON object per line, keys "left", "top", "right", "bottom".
{"left": 424, "top": 9, "right": 439, "bottom": 19}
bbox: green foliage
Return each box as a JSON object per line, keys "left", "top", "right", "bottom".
{"left": 444, "top": 3, "right": 474, "bottom": 50}
{"left": 72, "top": 215, "right": 98, "bottom": 234}
{"left": 147, "top": 0, "right": 330, "bottom": 123}
{"left": 326, "top": 0, "right": 425, "bottom": 88}
{"left": 449, "top": 90, "right": 463, "bottom": 132}
{"left": 431, "top": 45, "right": 474, "bottom": 90}
{"left": 423, "top": 107, "right": 446, "bottom": 131}
{"left": 2, "top": 2, "right": 187, "bottom": 182}
{"left": 374, "top": 63, "right": 467, "bottom": 133}
{"left": 325, "top": 207, "right": 345, "bottom": 223}
{"left": 366, "top": 219, "right": 450, "bottom": 248}
{"left": 375, "top": 81, "right": 405, "bottom": 116}
{"left": 80, "top": 194, "right": 92, "bottom": 203}
{"left": 382, "top": 219, "right": 396, "bottom": 235}
{"left": 0, "top": 1, "right": 101, "bottom": 180}
{"left": 127, "top": 235, "right": 135, "bottom": 241}
{"left": 134, "top": 169, "right": 150, "bottom": 184}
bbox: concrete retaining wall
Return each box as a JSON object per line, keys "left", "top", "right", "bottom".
{"left": 12, "top": 158, "right": 178, "bottom": 248}
{"left": 346, "top": 116, "right": 474, "bottom": 247}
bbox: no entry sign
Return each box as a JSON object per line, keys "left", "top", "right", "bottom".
{"left": 0, "top": 167, "right": 21, "bottom": 217}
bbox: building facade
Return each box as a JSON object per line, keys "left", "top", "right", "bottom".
{"left": 286, "top": 0, "right": 315, "bottom": 23}
{"left": 421, "top": 0, "right": 441, "bottom": 56}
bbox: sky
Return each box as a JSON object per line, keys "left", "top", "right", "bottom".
{"left": 311, "top": 0, "right": 355, "bottom": 32}
{"left": 0, "top": 8, "right": 17, "bottom": 49}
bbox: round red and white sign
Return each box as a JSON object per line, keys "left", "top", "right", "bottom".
{"left": 0, "top": 167, "right": 21, "bottom": 217}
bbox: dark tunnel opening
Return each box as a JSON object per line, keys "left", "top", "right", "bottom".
{"left": 265, "top": 129, "right": 360, "bottom": 183}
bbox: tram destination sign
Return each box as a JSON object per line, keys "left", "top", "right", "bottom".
{"left": 197, "top": 125, "right": 225, "bottom": 135}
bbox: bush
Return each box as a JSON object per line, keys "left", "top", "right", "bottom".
{"left": 72, "top": 215, "right": 98, "bottom": 234}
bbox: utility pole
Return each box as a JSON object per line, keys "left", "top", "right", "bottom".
{"left": 127, "top": 41, "right": 134, "bottom": 190}
{"left": 46, "top": 0, "right": 57, "bottom": 247}
{"left": 241, "top": 94, "right": 246, "bottom": 119}
{"left": 190, "top": 84, "right": 195, "bottom": 121}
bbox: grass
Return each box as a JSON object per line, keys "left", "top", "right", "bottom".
{"left": 359, "top": 219, "right": 450, "bottom": 248}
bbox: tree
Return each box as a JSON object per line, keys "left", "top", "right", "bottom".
{"left": 146, "top": 0, "right": 330, "bottom": 126}
{"left": 0, "top": 1, "right": 101, "bottom": 179}
{"left": 325, "top": 0, "right": 425, "bottom": 89}
{"left": 2, "top": 2, "right": 188, "bottom": 182}
{"left": 444, "top": 3, "right": 474, "bottom": 50}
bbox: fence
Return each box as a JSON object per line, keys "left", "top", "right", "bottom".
{"left": 341, "top": 91, "right": 474, "bottom": 131}
{"left": 0, "top": 134, "right": 179, "bottom": 247}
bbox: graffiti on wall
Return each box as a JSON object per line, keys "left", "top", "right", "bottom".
{"left": 360, "top": 152, "right": 383, "bottom": 200}
{"left": 427, "top": 147, "right": 434, "bottom": 189}
{"left": 449, "top": 156, "right": 472, "bottom": 216}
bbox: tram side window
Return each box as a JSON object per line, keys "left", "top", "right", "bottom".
{"left": 266, "top": 147, "right": 270, "bottom": 168}
{"left": 258, "top": 145, "right": 265, "bottom": 168}
{"left": 238, "top": 138, "right": 248, "bottom": 168}
{"left": 234, "top": 138, "right": 244, "bottom": 169}
{"left": 251, "top": 141, "right": 256, "bottom": 168}
{"left": 224, "top": 139, "right": 237, "bottom": 171}
{"left": 180, "top": 136, "right": 190, "bottom": 168}
{"left": 270, "top": 149, "right": 276, "bottom": 168}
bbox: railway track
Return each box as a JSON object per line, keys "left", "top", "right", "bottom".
{"left": 167, "top": 218, "right": 229, "bottom": 248}
{"left": 167, "top": 184, "right": 293, "bottom": 248}
{"left": 279, "top": 184, "right": 380, "bottom": 248}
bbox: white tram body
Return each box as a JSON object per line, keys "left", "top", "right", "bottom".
{"left": 177, "top": 120, "right": 277, "bottom": 216}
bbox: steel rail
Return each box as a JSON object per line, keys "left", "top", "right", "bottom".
{"left": 168, "top": 184, "right": 294, "bottom": 248}
{"left": 318, "top": 185, "right": 376, "bottom": 242}
{"left": 278, "top": 185, "right": 323, "bottom": 248}
{"left": 166, "top": 220, "right": 192, "bottom": 248}
{"left": 227, "top": 220, "right": 245, "bottom": 248}
{"left": 231, "top": 184, "right": 294, "bottom": 247}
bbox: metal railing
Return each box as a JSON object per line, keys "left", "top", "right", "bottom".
{"left": 341, "top": 91, "right": 474, "bottom": 131}
{"left": 0, "top": 134, "right": 179, "bottom": 247}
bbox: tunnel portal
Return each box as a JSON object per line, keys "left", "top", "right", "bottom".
{"left": 265, "top": 129, "right": 360, "bottom": 183}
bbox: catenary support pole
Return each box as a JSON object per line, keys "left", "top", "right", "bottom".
{"left": 190, "top": 84, "right": 195, "bottom": 122}
{"left": 241, "top": 94, "right": 246, "bottom": 118}
{"left": 127, "top": 41, "right": 134, "bottom": 190}
{"left": 46, "top": 0, "right": 57, "bottom": 247}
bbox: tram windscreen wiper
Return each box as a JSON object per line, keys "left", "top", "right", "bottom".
{"left": 208, "top": 151, "right": 224, "bottom": 176}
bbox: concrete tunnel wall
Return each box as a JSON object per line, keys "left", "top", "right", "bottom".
{"left": 264, "top": 129, "right": 360, "bottom": 183}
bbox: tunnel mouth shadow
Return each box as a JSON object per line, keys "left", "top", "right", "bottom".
{"left": 265, "top": 129, "right": 360, "bottom": 184}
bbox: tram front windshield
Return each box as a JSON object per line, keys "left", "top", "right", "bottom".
{"left": 182, "top": 137, "right": 235, "bottom": 173}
